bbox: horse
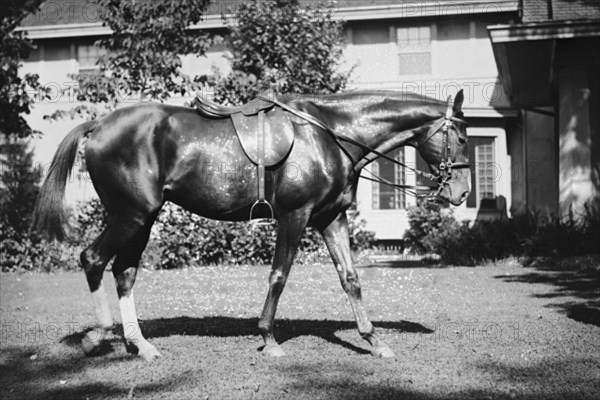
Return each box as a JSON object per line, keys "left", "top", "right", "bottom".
{"left": 32, "top": 89, "right": 470, "bottom": 361}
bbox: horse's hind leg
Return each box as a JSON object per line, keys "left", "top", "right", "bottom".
{"left": 319, "top": 212, "right": 396, "bottom": 358}
{"left": 80, "top": 216, "right": 148, "bottom": 355}
{"left": 111, "top": 213, "right": 159, "bottom": 361}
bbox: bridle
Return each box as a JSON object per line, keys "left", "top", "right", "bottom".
{"left": 417, "top": 100, "right": 471, "bottom": 199}
{"left": 261, "top": 95, "right": 470, "bottom": 201}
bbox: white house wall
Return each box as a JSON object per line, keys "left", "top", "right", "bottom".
{"left": 345, "top": 19, "right": 513, "bottom": 239}
{"left": 20, "top": 14, "right": 516, "bottom": 240}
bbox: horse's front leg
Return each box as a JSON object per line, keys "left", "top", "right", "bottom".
{"left": 258, "top": 210, "right": 309, "bottom": 357}
{"left": 320, "top": 212, "right": 396, "bottom": 358}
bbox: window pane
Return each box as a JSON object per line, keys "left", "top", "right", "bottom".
{"left": 396, "top": 27, "right": 408, "bottom": 45}
{"left": 372, "top": 149, "right": 406, "bottom": 209}
{"left": 77, "top": 44, "right": 104, "bottom": 71}
{"left": 466, "top": 137, "right": 496, "bottom": 208}
{"left": 419, "top": 26, "right": 430, "bottom": 43}
{"left": 408, "top": 27, "right": 419, "bottom": 43}
{"left": 371, "top": 160, "right": 379, "bottom": 209}
{"left": 397, "top": 25, "right": 431, "bottom": 75}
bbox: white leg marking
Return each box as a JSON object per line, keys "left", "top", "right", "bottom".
{"left": 91, "top": 282, "right": 113, "bottom": 329}
{"left": 83, "top": 282, "right": 113, "bottom": 355}
{"left": 119, "top": 290, "right": 143, "bottom": 343}
{"left": 118, "top": 290, "right": 160, "bottom": 361}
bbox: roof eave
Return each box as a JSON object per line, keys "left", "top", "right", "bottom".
{"left": 488, "top": 19, "right": 600, "bottom": 43}
{"left": 17, "top": 0, "right": 520, "bottom": 39}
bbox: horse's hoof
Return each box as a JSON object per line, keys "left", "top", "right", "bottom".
{"left": 262, "top": 344, "right": 286, "bottom": 357}
{"left": 82, "top": 334, "right": 100, "bottom": 356}
{"left": 138, "top": 344, "right": 161, "bottom": 362}
{"left": 372, "top": 345, "right": 396, "bottom": 359}
{"left": 82, "top": 329, "right": 106, "bottom": 356}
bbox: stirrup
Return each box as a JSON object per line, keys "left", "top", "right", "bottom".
{"left": 249, "top": 199, "right": 275, "bottom": 227}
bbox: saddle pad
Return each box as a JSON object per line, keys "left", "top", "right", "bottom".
{"left": 231, "top": 107, "right": 295, "bottom": 167}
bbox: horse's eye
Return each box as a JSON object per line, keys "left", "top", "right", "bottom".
{"left": 458, "top": 137, "right": 466, "bottom": 145}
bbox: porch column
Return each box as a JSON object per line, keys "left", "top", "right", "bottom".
{"left": 556, "top": 39, "right": 600, "bottom": 217}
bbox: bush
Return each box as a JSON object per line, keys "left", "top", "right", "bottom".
{"left": 0, "top": 219, "right": 83, "bottom": 272}
{"left": 0, "top": 140, "right": 78, "bottom": 272}
{"left": 403, "top": 201, "right": 460, "bottom": 254}
{"left": 348, "top": 213, "right": 376, "bottom": 252}
{"left": 146, "top": 203, "right": 375, "bottom": 268}
{"left": 2, "top": 185, "right": 376, "bottom": 271}
{"left": 404, "top": 201, "right": 600, "bottom": 265}
{"left": 147, "top": 203, "right": 278, "bottom": 268}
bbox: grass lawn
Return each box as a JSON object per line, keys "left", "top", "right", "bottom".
{"left": 1, "top": 257, "right": 599, "bottom": 399}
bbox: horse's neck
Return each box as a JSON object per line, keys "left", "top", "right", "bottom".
{"left": 311, "top": 98, "right": 439, "bottom": 170}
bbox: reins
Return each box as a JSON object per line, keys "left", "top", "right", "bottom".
{"left": 261, "top": 95, "right": 470, "bottom": 200}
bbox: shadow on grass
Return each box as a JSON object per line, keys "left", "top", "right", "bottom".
{"left": 60, "top": 317, "right": 433, "bottom": 355}
{"left": 0, "top": 344, "right": 204, "bottom": 400}
{"left": 358, "top": 259, "right": 443, "bottom": 269}
{"left": 3, "top": 344, "right": 596, "bottom": 400}
{"left": 0, "top": 345, "right": 134, "bottom": 400}
{"left": 279, "top": 357, "right": 599, "bottom": 400}
{"left": 495, "top": 256, "right": 600, "bottom": 326}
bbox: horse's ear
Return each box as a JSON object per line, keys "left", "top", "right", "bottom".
{"left": 453, "top": 89, "right": 464, "bottom": 114}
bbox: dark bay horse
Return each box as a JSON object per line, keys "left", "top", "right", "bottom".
{"left": 32, "top": 90, "right": 470, "bottom": 361}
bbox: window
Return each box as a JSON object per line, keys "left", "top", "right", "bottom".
{"left": 372, "top": 148, "right": 406, "bottom": 209}
{"left": 467, "top": 137, "right": 497, "bottom": 208}
{"left": 77, "top": 44, "right": 104, "bottom": 73}
{"left": 397, "top": 26, "right": 431, "bottom": 75}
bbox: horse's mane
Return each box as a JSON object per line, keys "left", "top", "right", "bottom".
{"left": 279, "top": 90, "right": 447, "bottom": 107}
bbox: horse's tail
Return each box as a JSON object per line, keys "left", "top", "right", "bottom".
{"left": 31, "top": 120, "right": 99, "bottom": 241}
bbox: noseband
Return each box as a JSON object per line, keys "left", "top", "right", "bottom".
{"left": 260, "top": 95, "right": 470, "bottom": 200}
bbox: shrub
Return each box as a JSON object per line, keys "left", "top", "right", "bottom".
{"left": 147, "top": 203, "right": 278, "bottom": 268}
{"left": 0, "top": 141, "right": 77, "bottom": 272}
{"left": 74, "top": 197, "right": 107, "bottom": 244}
{"left": 404, "top": 201, "right": 600, "bottom": 265}
{"left": 403, "top": 201, "right": 460, "bottom": 254}
{"left": 0, "top": 220, "right": 83, "bottom": 272}
{"left": 348, "top": 213, "right": 376, "bottom": 252}
{"left": 146, "top": 203, "right": 375, "bottom": 268}
{"left": 2, "top": 192, "right": 376, "bottom": 271}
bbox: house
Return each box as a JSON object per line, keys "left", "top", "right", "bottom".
{"left": 488, "top": 0, "right": 600, "bottom": 219}
{"left": 17, "top": 0, "right": 567, "bottom": 241}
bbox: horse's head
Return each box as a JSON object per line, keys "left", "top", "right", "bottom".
{"left": 417, "top": 90, "right": 470, "bottom": 206}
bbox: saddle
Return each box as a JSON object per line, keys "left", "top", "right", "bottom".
{"left": 194, "top": 92, "right": 295, "bottom": 222}
{"left": 194, "top": 96, "right": 275, "bottom": 118}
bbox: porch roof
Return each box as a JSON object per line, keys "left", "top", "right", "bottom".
{"left": 488, "top": 19, "right": 600, "bottom": 107}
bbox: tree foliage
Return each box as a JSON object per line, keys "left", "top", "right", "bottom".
{"left": 49, "top": 0, "right": 213, "bottom": 120}
{"left": 214, "top": 0, "right": 350, "bottom": 104}
{"left": 0, "top": 0, "right": 46, "bottom": 138}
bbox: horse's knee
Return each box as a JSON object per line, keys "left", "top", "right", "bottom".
{"left": 342, "top": 272, "right": 362, "bottom": 294}
{"left": 268, "top": 270, "right": 287, "bottom": 290}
